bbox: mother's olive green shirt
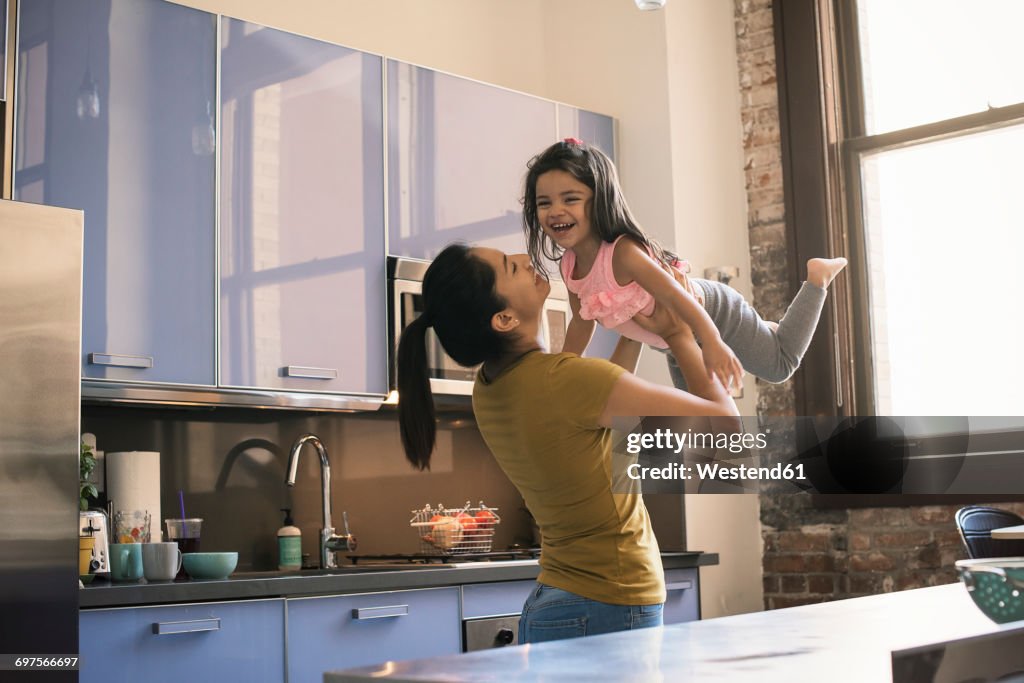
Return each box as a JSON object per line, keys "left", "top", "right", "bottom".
{"left": 473, "top": 351, "right": 665, "bottom": 606}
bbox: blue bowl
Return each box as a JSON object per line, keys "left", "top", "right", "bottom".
{"left": 183, "top": 552, "right": 238, "bottom": 580}
{"left": 955, "top": 557, "right": 1024, "bottom": 624}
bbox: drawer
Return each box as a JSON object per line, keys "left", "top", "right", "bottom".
{"left": 461, "top": 580, "right": 535, "bottom": 618}
{"left": 79, "top": 598, "right": 285, "bottom": 683}
{"left": 287, "top": 587, "right": 460, "bottom": 682}
{"left": 663, "top": 568, "right": 700, "bottom": 624}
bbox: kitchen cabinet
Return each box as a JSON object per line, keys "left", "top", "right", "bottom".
{"left": 663, "top": 568, "right": 700, "bottom": 624}
{"left": 557, "top": 104, "right": 616, "bottom": 161}
{"left": 13, "top": 3, "right": 618, "bottom": 407}
{"left": 219, "top": 18, "right": 387, "bottom": 396}
{"left": 286, "top": 586, "right": 461, "bottom": 682}
{"left": 462, "top": 579, "right": 534, "bottom": 619}
{"left": 15, "top": 0, "right": 217, "bottom": 386}
{"left": 79, "top": 598, "right": 286, "bottom": 683}
{"left": 1, "top": 0, "right": 7, "bottom": 102}
{"left": 386, "top": 59, "right": 557, "bottom": 261}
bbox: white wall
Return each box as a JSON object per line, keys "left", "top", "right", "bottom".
{"left": 170, "top": 0, "right": 762, "bottom": 618}
{"left": 662, "top": 0, "right": 764, "bottom": 618}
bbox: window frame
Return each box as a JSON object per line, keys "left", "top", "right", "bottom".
{"left": 774, "top": 0, "right": 1024, "bottom": 418}
{"left": 774, "top": 0, "right": 1024, "bottom": 505}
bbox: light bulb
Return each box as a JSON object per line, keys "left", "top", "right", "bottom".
{"left": 635, "top": 0, "right": 666, "bottom": 9}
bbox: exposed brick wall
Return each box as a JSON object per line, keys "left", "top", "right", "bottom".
{"left": 761, "top": 504, "right": 1024, "bottom": 609}
{"left": 735, "top": 0, "right": 791, "bottom": 420}
{"left": 733, "top": 0, "right": 1024, "bottom": 610}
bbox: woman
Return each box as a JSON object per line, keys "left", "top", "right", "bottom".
{"left": 397, "top": 243, "right": 737, "bottom": 644}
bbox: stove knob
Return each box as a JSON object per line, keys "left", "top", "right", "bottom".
{"left": 495, "top": 628, "right": 515, "bottom": 646}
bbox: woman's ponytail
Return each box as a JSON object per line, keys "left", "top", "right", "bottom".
{"left": 396, "top": 314, "right": 436, "bottom": 471}
{"left": 395, "top": 242, "right": 516, "bottom": 470}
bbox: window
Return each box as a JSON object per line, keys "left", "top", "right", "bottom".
{"left": 775, "top": 0, "right": 1024, "bottom": 418}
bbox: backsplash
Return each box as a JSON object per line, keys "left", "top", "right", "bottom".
{"left": 82, "top": 405, "right": 533, "bottom": 572}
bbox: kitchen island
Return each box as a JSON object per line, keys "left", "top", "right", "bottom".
{"left": 325, "top": 582, "right": 1024, "bottom": 682}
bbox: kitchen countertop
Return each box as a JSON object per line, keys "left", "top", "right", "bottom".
{"left": 79, "top": 551, "right": 717, "bottom": 608}
{"left": 324, "top": 582, "right": 1020, "bottom": 682}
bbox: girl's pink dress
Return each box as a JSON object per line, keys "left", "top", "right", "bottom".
{"left": 560, "top": 235, "right": 673, "bottom": 349}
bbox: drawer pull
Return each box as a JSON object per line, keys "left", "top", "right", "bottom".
{"left": 89, "top": 353, "right": 153, "bottom": 369}
{"left": 352, "top": 605, "right": 409, "bottom": 620}
{"left": 152, "top": 618, "right": 221, "bottom": 635}
{"left": 666, "top": 580, "right": 693, "bottom": 591}
{"left": 283, "top": 366, "right": 338, "bottom": 380}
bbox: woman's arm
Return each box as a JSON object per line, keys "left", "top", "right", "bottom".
{"left": 598, "top": 290, "right": 739, "bottom": 428}
{"left": 612, "top": 238, "right": 743, "bottom": 390}
{"left": 561, "top": 291, "right": 596, "bottom": 356}
{"left": 598, "top": 335, "right": 738, "bottom": 427}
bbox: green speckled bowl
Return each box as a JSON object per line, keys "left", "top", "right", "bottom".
{"left": 956, "top": 558, "right": 1024, "bottom": 624}
{"left": 182, "top": 552, "right": 238, "bottom": 580}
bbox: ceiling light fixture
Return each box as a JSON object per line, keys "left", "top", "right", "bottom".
{"left": 635, "top": 0, "right": 666, "bottom": 10}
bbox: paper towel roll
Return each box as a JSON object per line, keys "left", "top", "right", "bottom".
{"left": 106, "top": 451, "right": 161, "bottom": 541}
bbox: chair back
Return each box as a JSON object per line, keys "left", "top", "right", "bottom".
{"left": 955, "top": 505, "right": 1024, "bottom": 559}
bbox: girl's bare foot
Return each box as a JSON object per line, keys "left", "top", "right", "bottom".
{"left": 807, "top": 257, "right": 847, "bottom": 289}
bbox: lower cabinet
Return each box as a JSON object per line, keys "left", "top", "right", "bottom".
{"left": 79, "top": 598, "right": 286, "bottom": 683}
{"left": 78, "top": 570, "right": 700, "bottom": 682}
{"left": 663, "top": 568, "right": 701, "bottom": 624}
{"left": 286, "top": 586, "right": 461, "bottom": 683}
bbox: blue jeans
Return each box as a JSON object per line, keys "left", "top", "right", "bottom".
{"left": 518, "top": 583, "right": 664, "bottom": 644}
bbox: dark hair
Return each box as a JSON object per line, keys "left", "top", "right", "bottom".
{"left": 396, "top": 243, "right": 515, "bottom": 470}
{"left": 522, "top": 139, "right": 676, "bottom": 276}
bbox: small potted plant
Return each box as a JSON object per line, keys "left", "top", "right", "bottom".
{"left": 80, "top": 440, "right": 98, "bottom": 511}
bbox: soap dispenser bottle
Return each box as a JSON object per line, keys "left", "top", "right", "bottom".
{"left": 277, "top": 508, "right": 302, "bottom": 571}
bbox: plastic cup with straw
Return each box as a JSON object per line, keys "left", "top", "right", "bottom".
{"left": 166, "top": 490, "right": 201, "bottom": 577}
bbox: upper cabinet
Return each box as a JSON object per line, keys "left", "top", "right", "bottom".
{"left": 558, "top": 105, "right": 616, "bottom": 162}
{"left": 1, "top": 0, "right": 8, "bottom": 101}
{"left": 218, "top": 19, "right": 387, "bottom": 396}
{"left": 15, "top": 0, "right": 217, "bottom": 386}
{"left": 386, "top": 60, "right": 557, "bottom": 261}
{"left": 11, "top": 2, "right": 615, "bottom": 405}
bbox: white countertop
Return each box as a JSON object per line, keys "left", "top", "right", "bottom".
{"left": 325, "top": 583, "right": 1018, "bottom": 682}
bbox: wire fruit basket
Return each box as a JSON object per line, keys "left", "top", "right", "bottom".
{"left": 410, "top": 501, "right": 501, "bottom": 555}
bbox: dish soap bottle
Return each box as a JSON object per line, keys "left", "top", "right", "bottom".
{"left": 277, "top": 508, "right": 302, "bottom": 571}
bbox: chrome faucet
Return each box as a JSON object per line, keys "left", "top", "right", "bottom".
{"left": 285, "top": 434, "right": 357, "bottom": 569}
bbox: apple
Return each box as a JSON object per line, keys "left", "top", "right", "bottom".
{"left": 456, "top": 512, "right": 478, "bottom": 535}
{"left": 421, "top": 514, "right": 445, "bottom": 544}
{"left": 474, "top": 509, "right": 497, "bottom": 532}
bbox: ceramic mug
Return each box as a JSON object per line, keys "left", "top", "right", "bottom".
{"left": 109, "top": 543, "right": 143, "bottom": 581}
{"left": 142, "top": 542, "right": 182, "bottom": 581}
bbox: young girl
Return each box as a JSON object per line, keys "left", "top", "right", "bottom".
{"left": 523, "top": 138, "right": 847, "bottom": 393}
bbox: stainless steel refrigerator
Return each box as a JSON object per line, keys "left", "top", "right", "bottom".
{"left": 0, "top": 199, "right": 83, "bottom": 671}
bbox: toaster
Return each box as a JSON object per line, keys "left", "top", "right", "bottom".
{"left": 79, "top": 510, "right": 110, "bottom": 574}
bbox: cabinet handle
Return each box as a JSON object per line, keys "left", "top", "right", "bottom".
{"left": 352, "top": 604, "right": 409, "bottom": 620}
{"left": 666, "top": 580, "right": 693, "bottom": 591}
{"left": 89, "top": 353, "right": 153, "bottom": 369}
{"left": 152, "top": 618, "right": 221, "bottom": 635}
{"left": 282, "top": 366, "right": 338, "bottom": 380}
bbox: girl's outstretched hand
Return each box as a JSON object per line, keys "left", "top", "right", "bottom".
{"left": 702, "top": 338, "right": 744, "bottom": 391}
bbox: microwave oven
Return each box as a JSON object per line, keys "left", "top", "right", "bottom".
{"left": 387, "top": 255, "right": 570, "bottom": 396}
